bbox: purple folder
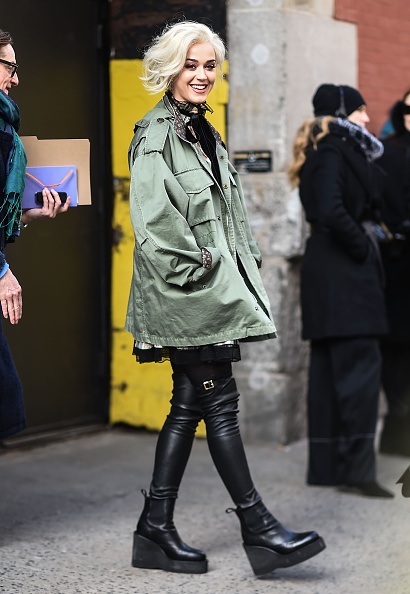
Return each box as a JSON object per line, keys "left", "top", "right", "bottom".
{"left": 23, "top": 165, "right": 78, "bottom": 208}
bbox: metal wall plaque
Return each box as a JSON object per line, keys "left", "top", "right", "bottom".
{"left": 233, "top": 150, "right": 272, "bottom": 174}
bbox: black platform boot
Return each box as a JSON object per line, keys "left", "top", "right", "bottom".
{"left": 228, "top": 501, "right": 325, "bottom": 576}
{"left": 191, "top": 374, "right": 326, "bottom": 576}
{"left": 132, "top": 490, "right": 207, "bottom": 573}
{"left": 132, "top": 372, "right": 207, "bottom": 573}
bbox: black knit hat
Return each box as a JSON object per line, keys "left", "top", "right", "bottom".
{"left": 312, "top": 84, "right": 366, "bottom": 117}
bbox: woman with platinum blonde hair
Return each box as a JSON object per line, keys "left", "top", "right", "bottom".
{"left": 126, "top": 20, "right": 325, "bottom": 577}
{"left": 141, "top": 21, "right": 226, "bottom": 94}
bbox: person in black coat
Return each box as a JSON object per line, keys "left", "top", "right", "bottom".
{"left": 288, "top": 84, "right": 393, "bottom": 498}
{"left": 377, "top": 90, "right": 410, "bottom": 457}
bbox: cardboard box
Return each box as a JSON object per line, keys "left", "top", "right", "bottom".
{"left": 21, "top": 136, "right": 92, "bottom": 205}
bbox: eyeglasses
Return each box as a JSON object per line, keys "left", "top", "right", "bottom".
{"left": 0, "top": 58, "right": 18, "bottom": 78}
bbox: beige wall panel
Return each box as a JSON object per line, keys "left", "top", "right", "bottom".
{"left": 284, "top": 10, "right": 357, "bottom": 157}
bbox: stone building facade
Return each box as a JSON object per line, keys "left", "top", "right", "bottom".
{"left": 227, "top": 0, "right": 356, "bottom": 442}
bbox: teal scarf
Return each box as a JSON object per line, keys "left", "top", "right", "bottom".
{"left": 0, "top": 89, "right": 27, "bottom": 241}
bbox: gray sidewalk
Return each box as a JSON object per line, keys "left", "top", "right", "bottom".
{"left": 0, "top": 427, "right": 409, "bottom": 594}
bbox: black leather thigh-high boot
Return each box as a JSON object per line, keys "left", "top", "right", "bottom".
{"left": 132, "top": 372, "right": 207, "bottom": 573}
{"left": 191, "top": 373, "right": 325, "bottom": 577}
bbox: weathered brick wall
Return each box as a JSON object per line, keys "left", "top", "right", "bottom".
{"left": 335, "top": 0, "right": 410, "bottom": 135}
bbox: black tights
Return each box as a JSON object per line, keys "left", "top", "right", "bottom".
{"left": 149, "top": 361, "right": 260, "bottom": 508}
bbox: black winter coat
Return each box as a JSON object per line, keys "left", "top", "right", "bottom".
{"left": 378, "top": 131, "right": 410, "bottom": 343}
{"left": 299, "top": 132, "right": 388, "bottom": 340}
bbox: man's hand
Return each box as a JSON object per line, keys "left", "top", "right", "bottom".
{"left": 0, "top": 268, "right": 22, "bottom": 325}
{"left": 22, "top": 188, "right": 70, "bottom": 223}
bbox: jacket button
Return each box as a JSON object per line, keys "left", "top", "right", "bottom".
{"left": 202, "top": 285, "right": 207, "bottom": 289}
{"left": 219, "top": 155, "right": 224, "bottom": 159}
{"left": 157, "top": 118, "right": 164, "bottom": 123}
{"left": 223, "top": 184, "right": 228, "bottom": 189}
{"left": 217, "top": 215, "right": 221, "bottom": 220}
{"left": 255, "top": 306, "right": 259, "bottom": 310}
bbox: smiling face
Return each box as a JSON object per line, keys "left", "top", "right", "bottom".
{"left": 347, "top": 105, "right": 370, "bottom": 129}
{"left": 171, "top": 42, "right": 216, "bottom": 104}
{"left": 0, "top": 44, "right": 18, "bottom": 94}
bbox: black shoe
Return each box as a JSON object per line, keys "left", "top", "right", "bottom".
{"left": 132, "top": 491, "right": 207, "bottom": 574}
{"left": 338, "top": 482, "right": 394, "bottom": 499}
{"left": 396, "top": 466, "right": 410, "bottom": 498}
{"left": 379, "top": 415, "right": 410, "bottom": 457}
{"left": 229, "top": 501, "right": 326, "bottom": 577}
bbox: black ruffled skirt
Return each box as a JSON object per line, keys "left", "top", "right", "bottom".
{"left": 132, "top": 341, "right": 241, "bottom": 364}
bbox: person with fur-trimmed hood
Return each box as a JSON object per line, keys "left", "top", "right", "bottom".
{"left": 288, "top": 84, "right": 393, "bottom": 498}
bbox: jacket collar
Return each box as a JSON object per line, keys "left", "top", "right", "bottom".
{"left": 162, "top": 94, "right": 224, "bottom": 147}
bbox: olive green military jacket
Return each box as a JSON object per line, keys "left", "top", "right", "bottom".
{"left": 125, "top": 96, "right": 276, "bottom": 347}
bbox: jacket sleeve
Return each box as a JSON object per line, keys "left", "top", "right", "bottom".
{"left": 129, "top": 149, "right": 221, "bottom": 287}
{"left": 313, "top": 145, "right": 369, "bottom": 262}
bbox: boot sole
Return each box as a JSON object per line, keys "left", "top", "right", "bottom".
{"left": 131, "top": 532, "right": 208, "bottom": 574}
{"left": 243, "top": 536, "right": 326, "bottom": 577}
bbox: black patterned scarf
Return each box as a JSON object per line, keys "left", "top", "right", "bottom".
{"left": 329, "top": 118, "right": 384, "bottom": 162}
{"left": 166, "top": 91, "right": 222, "bottom": 186}
{"left": 166, "top": 90, "right": 214, "bottom": 143}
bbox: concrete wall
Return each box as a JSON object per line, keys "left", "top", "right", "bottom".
{"left": 285, "top": 5, "right": 357, "bottom": 155}
{"left": 227, "top": 0, "right": 357, "bottom": 443}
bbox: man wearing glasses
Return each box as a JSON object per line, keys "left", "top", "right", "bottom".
{"left": 0, "top": 28, "right": 69, "bottom": 441}
{"left": 0, "top": 56, "right": 18, "bottom": 92}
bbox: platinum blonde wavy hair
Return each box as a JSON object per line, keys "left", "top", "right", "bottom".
{"left": 141, "top": 21, "right": 226, "bottom": 94}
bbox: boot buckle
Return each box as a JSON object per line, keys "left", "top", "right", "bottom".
{"left": 203, "top": 379, "right": 214, "bottom": 390}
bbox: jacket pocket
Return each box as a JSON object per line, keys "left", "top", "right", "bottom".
{"left": 175, "top": 168, "right": 217, "bottom": 245}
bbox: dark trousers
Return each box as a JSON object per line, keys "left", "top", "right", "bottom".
{"left": 307, "top": 337, "right": 380, "bottom": 486}
{"left": 0, "top": 324, "right": 25, "bottom": 440}
{"left": 149, "top": 360, "right": 260, "bottom": 509}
